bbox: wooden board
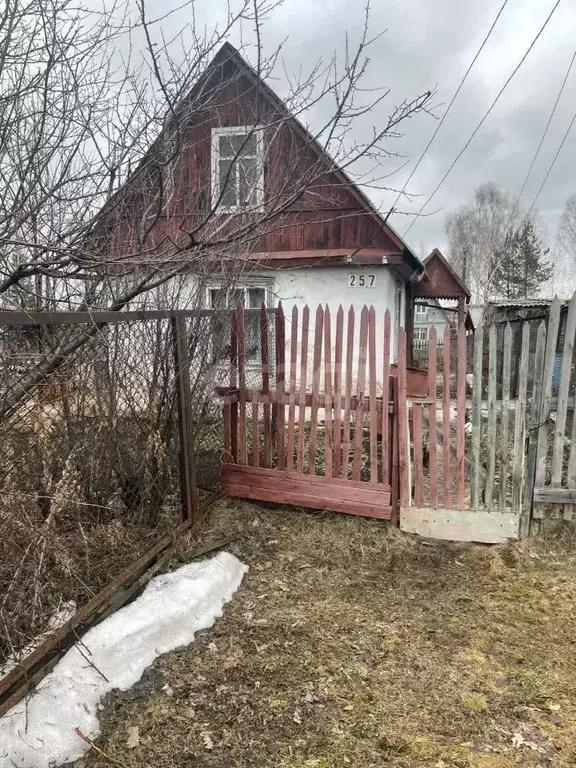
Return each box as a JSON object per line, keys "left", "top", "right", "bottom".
{"left": 400, "top": 506, "right": 521, "bottom": 544}
{"left": 222, "top": 464, "right": 392, "bottom": 519}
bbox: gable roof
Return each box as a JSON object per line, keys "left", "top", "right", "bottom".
{"left": 90, "top": 42, "right": 424, "bottom": 275}
{"left": 414, "top": 248, "right": 470, "bottom": 300}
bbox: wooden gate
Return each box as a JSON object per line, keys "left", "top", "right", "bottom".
{"left": 218, "top": 304, "right": 396, "bottom": 519}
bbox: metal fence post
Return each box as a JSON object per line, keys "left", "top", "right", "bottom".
{"left": 171, "top": 313, "right": 198, "bottom": 523}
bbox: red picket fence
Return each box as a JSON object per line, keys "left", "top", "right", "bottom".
{"left": 218, "top": 304, "right": 395, "bottom": 519}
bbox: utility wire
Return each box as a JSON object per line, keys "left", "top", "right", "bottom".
{"left": 402, "top": 0, "right": 562, "bottom": 238}
{"left": 524, "top": 105, "right": 576, "bottom": 219}
{"left": 509, "top": 47, "right": 576, "bottom": 223}
{"left": 390, "top": 0, "right": 510, "bottom": 215}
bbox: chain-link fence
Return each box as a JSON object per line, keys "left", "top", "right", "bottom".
{"left": 0, "top": 309, "right": 228, "bottom": 671}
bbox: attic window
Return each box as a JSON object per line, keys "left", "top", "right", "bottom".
{"left": 211, "top": 127, "right": 263, "bottom": 211}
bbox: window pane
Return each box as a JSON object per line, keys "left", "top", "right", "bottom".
{"left": 209, "top": 288, "right": 227, "bottom": 309}
{"left": 238, "top": 157, "right": 258, "bottom": 206}
{"left": 218, "top": 159, "right": 237, "bottom": 207}
{"left": 219, "top": 133, "right": 257, "bottom": 158}
{"left": 248, "top": 287, "right": 265, "bottom": 308}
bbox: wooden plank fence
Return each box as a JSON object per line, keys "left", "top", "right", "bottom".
{"left": 218, "top": 291, "right": 576, "bottom": 538}
{"left": 220, "top": 304, "right": 394, "bottom": 520}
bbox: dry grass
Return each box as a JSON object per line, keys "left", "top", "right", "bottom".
{"left": 82, "top": 502, "right": 576, "bottom": 768}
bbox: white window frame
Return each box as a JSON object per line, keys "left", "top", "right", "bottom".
{"left": 205, "top": 280, "right": 274, "bottom": 311}
{"left": 414, "top": 302, "right": 428, "bottom": 319}
{"left": 211, "top": 126, "right": 264, "bottom": 213}
{"left": 414, "top": 327, "right": 428, "bottom": 342}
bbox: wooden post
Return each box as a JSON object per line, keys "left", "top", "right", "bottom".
{"left": 333, "top": 306, "right": 344, "bottom": 478}
{"left": 456, "top": 321, "right": 467, "bottom": 508}
{"left": 522, "top": 321, "right": 547, "bottom": 535}
{"left": 297, "top": 305, "right": 310, "bottom": 473}
{"left": 442, "top": 325, "right": 451, "bottom": 508}
{"left": 397, "top": 327, "right": 409, "bottom": 508}
{"left": 236, "top": 306, "right": 247, "bottom": 466}
{"left": 171, "top": 314, "right": 198, "bottom": 523}
{"left": 324, "top": 305, "right": 333, "bottom": 478}
{"left": 260, "top": 304, "right": 272, "bottom": 468}
{"left": 551, "top": 292, "right": 576, "bottom": 518}
{"left": 308, "top": 305, "right": 324, "bottom": 475}
{"left": 286, "top": 306, "right": 298, "bottom": 472}
{"left": 470, "top": 325, "right": 483, "bottom": 509}
{"left": 341, "top": 307, "right": 355, "bottom": 478}
{"left": 500, "top": 323, "right": 512, "bottom": 510}
{"left": 352, "top": 307, "right": 368, "bottom": 481}
{"left": 275, "top": 303, "right": 286, "bottom": 470}
{"left": 381, "top": 310, "right": 391, "bottom": 487}
{"left": 368, "top": 307, "right": 378, "bottom": 484}
{"left": 534, "top": 298, "right": 561, "bottom": 498}
{"left": 486, "top": 325, "right": 497, "bottom": 510}
{"left": 512, "top": 322, "right": 530, "bottom": 511}
{"left": 428, "top": 327, "right": 438, "bottom": 508}
{"left": 230, "top": 307, "right": 239, "bottom": 463}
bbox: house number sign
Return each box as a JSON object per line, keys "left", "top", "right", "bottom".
{"left": 348, "top": 274, "right": 376, "bottom": 288}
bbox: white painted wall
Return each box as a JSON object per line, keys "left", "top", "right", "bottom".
{"left": 255, "top": 265, "right": 404, "bottom": 392}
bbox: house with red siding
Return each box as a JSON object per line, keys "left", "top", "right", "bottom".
{"left": 91, "top": 43, "right": 466, "bottom": 376}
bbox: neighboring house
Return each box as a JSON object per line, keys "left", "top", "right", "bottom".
{"left": 413, "top": 298, "right": 452, "bottom": 345}
{"left": 91, "top": 44, "right": 463, "bottom": 377}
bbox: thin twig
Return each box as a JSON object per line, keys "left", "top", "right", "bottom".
{"left": 75, "top": 727, "right": 128, "bottom": 767}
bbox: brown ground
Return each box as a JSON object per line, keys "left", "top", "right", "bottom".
{"left": 83, "top": 501, "right": 576, "bottom": 768}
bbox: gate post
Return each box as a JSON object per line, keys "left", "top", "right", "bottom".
{"left": 171, "top": 313, "right": 198, "bottom": 523}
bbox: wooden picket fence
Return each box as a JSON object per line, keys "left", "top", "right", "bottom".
{"left": 219, "top": 304, "right": 396, "bottom": 519}
{"left": 217, "top": 293, "right": 576, "bottom": 539}
{"left": 397, "top": 320, "right": 533, "bottom": 542}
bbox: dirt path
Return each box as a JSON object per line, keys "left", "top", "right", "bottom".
{"left": 85, "top": 502, "right": 576, "bottom": 767}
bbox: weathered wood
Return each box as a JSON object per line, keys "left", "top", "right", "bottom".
{"left": 333, "top": 306, "right": 344, "bottom": 478}
{"left": 286, "top": 305, "right": 298, "bottom": 471}
{"left": 308, "top": 305, "right": 324, "bottom": 475}
{"left": 400, "top": 507, "right": 520, "bottom": 544}
{"left": 236, "top": 306, "right": 248, "bottom": 465}
{"left": 252, "top": 391, "right": 259, "bottom": 466}
{"left": 296, "top": 305, "right": 310, "bottom": 473}
{"left": 397, "top": 327, "right": 409, "bottom": 508}
{"left": 171, "top": 315, "right": 197, "bottom": 522}
{"left": 442, "top": 325, "right": 451, "bottom": 508}
{"left": 341, "top": 307, "right": 355, "bottom": 478}
{"left": 413, "top": 403, "right": 424, "bottom": 506}
{"left": 535, "top": 297, "right": 561, "bottom": 489}
{"left": 381, "top": 310, "right": 391, "bottom": 486}
{"left": 214, "top": 386, "right": 388, "bottom": 412}
{"left": 352, "top": 307, "right": 368, "bottom": 480}
{"left": 230, "top": 308, "right": 239, "bottom": 463}
{"left": 533, "top": 487, "right": 576, "bottom": 504}
{"left": 486, "top": 324, "right": 497, "bottom": 510}
{"left": 275, "top": 303, "right": 286, "bottom": 470}
{"left": 368, "top": 307, "right": 378, "bottom": 483}
{"left": 456, "top": 321, "right": 466, "bottom": 509}
{"left": 521, "top": 321, "right": 546, "bottom": 534}
{"left": 551, "top": 291, "right": 576, "bottom": 490}
{"left": 470, "top": 325, "right": 483, "bottom": 509}
{"left": 222, "top": 465, "right": 392, "bottom": 519}
{"left": 499, "top": 323, "right": 512, "bottom": 510}
{"left": 428, "top": 326, "right": 438, "bottom": 508}
{"left": 324, "top": 305, "right": 333, "bottom": 478}
{"left": 260, "top": 304, "right": 272, "bottom": 468}
{"left": 512, "top": 322, "right": 530, "bottom": 511}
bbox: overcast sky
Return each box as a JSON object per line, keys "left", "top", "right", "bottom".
{"left": 145, "top": 0, "right": 576, "bottom": 260}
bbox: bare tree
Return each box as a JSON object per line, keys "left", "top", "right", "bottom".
{"left": 558, "top": 192, "right": 576, "bottom": 264}
{"left": 0, "top": 0, "right": 433, "bottom": 420}
{"left": 446, "top": 182, "right": 526, "bottom": 303}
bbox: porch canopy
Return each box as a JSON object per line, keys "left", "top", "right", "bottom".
{"left": 413, "top": 248, "right": 472, "bottom": 329}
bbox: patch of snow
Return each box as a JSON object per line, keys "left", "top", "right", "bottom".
{"left": 0, "top": 601, "right": 77, "bottom": 678}
{"left": 0, "top": 552, "right": 247, "bottom": 768}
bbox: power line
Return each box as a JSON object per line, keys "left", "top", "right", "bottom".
{"left": 390, "top": 0, "right": 510, "bottom": 214}
{"left": 524, "top": 105, "right": 576, "bottom": 219}
{"left": 509, "top": 47, "right": 576, "bottom": 223}
{"left": 402, "top": 0, "right": 562, "bottom": 238}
